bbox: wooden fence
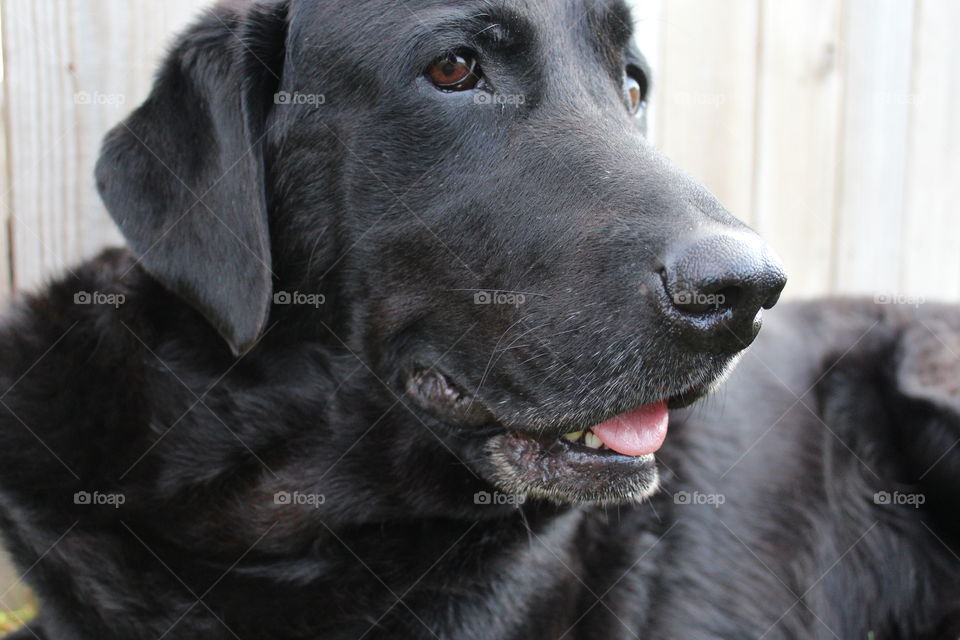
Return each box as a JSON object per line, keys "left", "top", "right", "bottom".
{"left": 634, "top": 0, "right": 960, "bottom": 300}
{"left": 0, "top": 0, "right": 958, "bottom": 609}
{"left": 0, "top": 0, "right": 957, "bottom": 301}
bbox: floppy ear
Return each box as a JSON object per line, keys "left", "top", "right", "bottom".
{"left": 892, "top": 314, "right": 960, "bottom": 501}
{"left": 896, "top": 317, "right": 960, "bottom": 415}
{"left": 96, "top": 2, "right": 288, "bottom": 355}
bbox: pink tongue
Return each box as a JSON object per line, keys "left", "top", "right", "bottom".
{"left": 589, "top": 401, "right": 669, "bottom": 457}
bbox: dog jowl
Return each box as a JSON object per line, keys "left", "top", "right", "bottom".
{"left": 90, "top": 0, "right": 787, "bottom": 516}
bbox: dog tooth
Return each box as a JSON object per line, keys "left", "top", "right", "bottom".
{"left": 563, "top": 430, "right": 584, "bottom": 442}
{"left": 584, "top": 431, "right": 603, "bottom": 449}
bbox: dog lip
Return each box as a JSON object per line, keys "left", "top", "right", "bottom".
{"left": 485, "top": 429, "right": 660, "bottom": 505}
{"left": 545, "top": 432, "right": 655, "bottom": 462}
{"left": 411, "top": 359, "right": 722, "bottom": 438}
{"left": 666, "top": 380, "right": 712, "bottom": 409}
{"left": 505, "top": 380, "right": 715, "bottom": 440}
{"left": 406, "top": 368, "right": 495, "bottom": 427}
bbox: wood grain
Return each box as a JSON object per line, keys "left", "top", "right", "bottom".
{"left": 899, "top": 0, "right": 960, "bottom": 301}
{"left": 0, "top": 4, "right": 10, "bottom": 297}
{"left": 752, "top": 0, "right": 844, "bottom": 298}
{"left": 655, "top": 0, "right": 761, "bottom": 224}
{"left": 832, "top": 0, "right": 916, "bottom": 296}
{"left": 0, "top": 0, "right": 200, "bottom": 293}
{"left": 0, "top": 0, "right": 958, "bottom": 300}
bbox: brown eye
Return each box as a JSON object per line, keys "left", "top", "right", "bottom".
{"left": 426, "top": 53, "right": 481, "bottom": 91}
{"left": 625, "top": 69, "right": 646, "bottom": 115}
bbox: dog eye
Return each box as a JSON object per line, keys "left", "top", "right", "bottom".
{"left": 625, "top": 67, "right": 647, "bottom": 115}
{"left": 426, "top": 52, "right": 482, "bottom": 91}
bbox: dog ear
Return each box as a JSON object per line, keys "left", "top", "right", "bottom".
{"left": 892, "top": 315, "right": 960, "bottom": 496}
{"left": 96, "top": 2, "right": 288, "bottom": 355}
{"left": 895, "top": 317, "right": 960, "bottom": 415}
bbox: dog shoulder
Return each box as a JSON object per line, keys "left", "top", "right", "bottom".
{"left": 0, "top": 249, "right": 162, "bottom": 489}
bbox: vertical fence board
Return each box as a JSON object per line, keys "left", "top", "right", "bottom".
{"left": 0, "top": 0, "right": 199, "bottom": 293}
{"left": 832, "top": 0, "right": 916, "bottom": 296}
{"left": 752, "top": 0, "right": 843, "bottom": 299}
{"left": 656, "top": 0, "right": 760, "bottom": 224}
{"left": 899, "top": 0, "right": 960, "bottom": 301}
{"left": 3, "top": 0, "right": 83, "bottom": 291}
{"left": 0, "top": 3, "right": 10, "bottom": 297}
{"left": 3, "top": 0, "right": 959, "bottom": 304}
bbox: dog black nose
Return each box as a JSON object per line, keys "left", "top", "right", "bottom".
{"left": 660, "top": 234, "right": 787, "bottom": 352}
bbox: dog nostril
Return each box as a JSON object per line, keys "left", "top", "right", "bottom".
{"left": 714, "top": 286, "right": 740, "bottom": 312}
{"left": 670, "top": 284, "right": 742, "bottom": 316}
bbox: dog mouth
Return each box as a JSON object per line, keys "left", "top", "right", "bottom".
{"left": 557, "top": 401, "right": 669, "bottom": 456}
{"left": 482, "top": 401, "right": 672, "bottom": 506}
{"left": 407, "top": 368, "right": 719, "bottom": 506}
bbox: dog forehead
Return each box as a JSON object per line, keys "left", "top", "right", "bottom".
{"left": 283, "top": 0, "right": 638, "bottom": 96}
{"left": 286, "top": 0, "right": 632, "bottom": 45}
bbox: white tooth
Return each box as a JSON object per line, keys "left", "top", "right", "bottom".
{"left": 563, "top": 430, "right": 584, "bottom": 442}
{"left": 584, "top": 431, "right": 603, "bottom": 449}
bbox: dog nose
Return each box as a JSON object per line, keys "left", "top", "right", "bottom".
{"left": 660, "top": 233, "right": 787, "bottom": 352}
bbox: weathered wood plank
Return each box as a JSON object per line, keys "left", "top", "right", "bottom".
{"left": 832, "top": 0, "right": 916, "bottom": 296}
{"left": 1, "top": 0, "right": 200, "bottom": 293}
{"left": 899, "top": 0, "right": 960, "bottom": 301}
{"left": 0, "top": 4, "right": 11, "bottom": 297}
{"left": 752, "top": 0, "right": 844, "bottom": 298}
{"left": 655, "top": 0, "right": 760, "bottom": 224}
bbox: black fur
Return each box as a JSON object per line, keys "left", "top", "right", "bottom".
{"left": 1, "top": 1, "right": 958, "bottom": 638}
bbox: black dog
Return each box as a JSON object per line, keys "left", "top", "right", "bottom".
{"left": 1, "top": 0, "right": 957, "bottom": 638}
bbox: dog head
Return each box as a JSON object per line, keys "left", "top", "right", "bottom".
{"left": 96, "top": 0, "right": 786, "bottom": 513}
